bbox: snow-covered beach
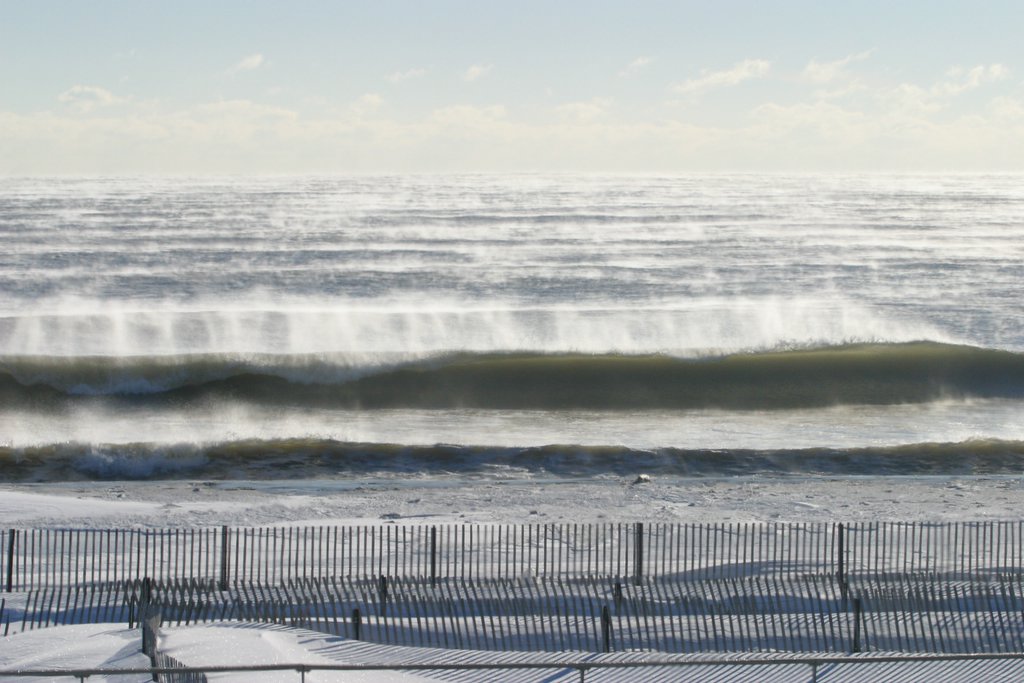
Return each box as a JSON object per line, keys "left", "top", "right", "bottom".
{"left": 6, "top": 473, "right": 1024, "bottom": 680}
{"left": 4, "top": 474, "right": 1024, "bottom": 530}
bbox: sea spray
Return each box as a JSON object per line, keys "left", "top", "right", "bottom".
{"left": 3, "top": 174, "right": 1024, "bottom": 482}
{"left": 0, "top": 297, "right": 952, "bottom": 357}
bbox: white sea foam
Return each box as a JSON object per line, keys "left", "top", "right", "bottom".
{"left": 3, "top": 400, "right": 1024, "bottom": 452}
{"left": 0, "top": 296, "right": 955, "bottom": 358}
{"left": 1, "top": 174, "right": 1023, "bottom": 469}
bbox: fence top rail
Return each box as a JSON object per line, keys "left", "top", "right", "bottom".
{"left": 7, "top": 651, "right": 1024, "bottom": 678}
{"left": 6, "top": 520, "right": 1015, "bottom": 532}
{"left": 8, "top": 519, "right": 1023, "bottom": 531}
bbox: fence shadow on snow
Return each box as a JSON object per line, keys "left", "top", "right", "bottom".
{"left": 5, "top": 521, "right": 1024, "bottom": 655}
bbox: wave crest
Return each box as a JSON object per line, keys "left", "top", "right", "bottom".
{"left": 2, "top": 437, "right": 1023, "bottom": 481}
{"left": 2, "top": 342, "right": 1023, "bottom": 410}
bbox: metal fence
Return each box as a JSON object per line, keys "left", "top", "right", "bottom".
{"left": 7, "top": 652, "right": 1024, "bottom": 683}
{"left": 5, "top": 521, "right": 1024, "bottom": 593}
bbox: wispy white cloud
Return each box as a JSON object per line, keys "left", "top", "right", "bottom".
{"left": 752, "top": 100, "right": 870, "bottom": 140}
{"left": 8, "top": 57, "right": 1024, "bottom": 174}
{"left": 672, "top": 59, "right": 770, "bottom": 94}
{"left": 351, "top": 93, "right": 384, "bottom": 116}
{"left": 6, "top": 92, "right": 1024, "bottom": 174}
{"left": 801, "top": 50, "right": 873, "bottom": 84}
{"left": 990, "top": 95, "right": 1024, "bottom": 120}
{"left": 226, "top": 54, "right": 265, "bottom": 75}
{"left": 463, "top": 64, "right": 493, "bottom": 82}
{"left": 618, "top": 56, "right": 653, "bottom": 77}
{"left": 880, "top": 63, "right": 1012, "bottom": 114}
{"left": 386, "top": 68, "right": 427, "bottom": 83}
{"left": 747, "top": 93, "right": 1024, "bottom": 170}
{"left": 555, "top": 98, "right": 612, "bottom": 124}
{"left": 936, "top": 63, "right": 1010, "bottom": 96}
{"left": 432, "top": 104, "right": 506, "bottom": 126}
{"left": 185, "top": 99, "right": 297, "bottom": 125}
{"left": 57, "top": 85, "right": 128, "bottom": 113}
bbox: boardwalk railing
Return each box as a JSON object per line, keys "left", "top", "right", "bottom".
{"left": 8, "top": 652, "right": 1024, "bottom": 682}
{"left": 5, "top": 522, "right": 1024, "bottom": 592}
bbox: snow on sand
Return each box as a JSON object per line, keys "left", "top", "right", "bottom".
{"left": 5, "top": 476, "right": 1024, "bottom": 682}
{"left": 3, "top": 475, "right": 1023, "bottom": 529}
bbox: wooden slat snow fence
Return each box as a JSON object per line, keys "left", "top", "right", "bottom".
{"left": 6, "top": 522, "right": 1024, "bottom": 592}
{"left": 5, "top": 522, "right": 1024, "bottom": 655}
{"left": 10, "top": 575, "right": 1024, "bottom": 655}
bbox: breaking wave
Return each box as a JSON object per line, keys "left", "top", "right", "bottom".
{"left": 2, "top": 342, "right": 1024, "bottom": 411}
{"left": 2, "top": 437, "right": 1024, "bottom": 482}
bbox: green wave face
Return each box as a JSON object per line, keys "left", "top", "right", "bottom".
{"left": 352, "top": 342, "right": 1024, "bottom": 410}
{"left": 2, "top": 342, "right": 1024, "bottom": 410}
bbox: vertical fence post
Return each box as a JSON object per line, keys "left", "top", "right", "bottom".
{"left": 836, "top": 523, "right": 845, "bottom": 581}
{"left": 352, "top": 607, "right": 362, "bottom": 640}
{"left": 141, "top": 605, "right": 162, "bottom": 660}
{"left": 219, "top": 525, "right": 230, "bottom": 591}
{"left": 430, "top": 526, "right": 437, "bottom": 586}
{"left": 139, "top": 577, "right": 160, "bottom": 660}
{"left": 601, "top": 604, "right": 612, "bottom": 653}
{"left": 837, "top": 523, "right": 848, "bottom": 605}
{"left": 5, "top": 530, "right": 16, "bottom": 592}
{"left": 633, "top": 523, "right": 644, "bottom": 586}
{"left": 851, "top": 597, "right": 863, "bottom": 653}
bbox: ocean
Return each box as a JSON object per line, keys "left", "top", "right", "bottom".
{"left": 2, "top": 174, "right": 1023, "bottom": 483}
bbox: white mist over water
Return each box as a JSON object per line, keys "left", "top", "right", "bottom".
{"left": 0, "top": 296, "right": 954, "bottom": 358}
{"left": 3, "top": 173, "right": 1022, "bottom": 353}
{"left": 1, "top": 174, "right": 1023, "bottom": 468}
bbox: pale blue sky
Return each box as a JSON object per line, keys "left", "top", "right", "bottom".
{"left": 2, "top": 1, "right": 1022, "bottom": 173}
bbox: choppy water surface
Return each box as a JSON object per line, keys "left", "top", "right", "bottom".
{"left": 1, "top": 174, "right": 1022, "bottom": 480}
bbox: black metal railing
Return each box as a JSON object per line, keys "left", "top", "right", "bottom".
{"left": 7, "top": 652, "right": 1024, "bottom": 683}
